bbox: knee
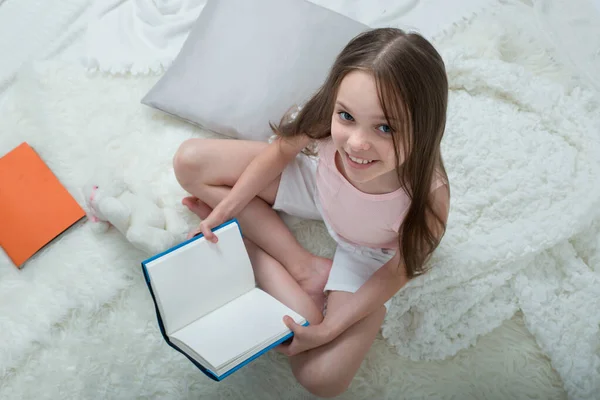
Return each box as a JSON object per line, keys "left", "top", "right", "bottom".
{"left": 173, "top": 139, "right": 205, "bottom": 188}
{"left": 294, "top": 365, "right": 351, "bottom": 398}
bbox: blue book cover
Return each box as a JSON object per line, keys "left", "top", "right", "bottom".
{"left": 141, "top": 218, "right": 308, "bottom": 381}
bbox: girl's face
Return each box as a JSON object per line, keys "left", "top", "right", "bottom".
{"left": 330, "top": 70, "right": 402, "bottom": 194}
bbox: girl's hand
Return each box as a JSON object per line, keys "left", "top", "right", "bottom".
{"left": 276, "top": 316, "right": 334, "bottom": 356}
{"left": 188, "top": 208, "right": 227, "bottom": 243}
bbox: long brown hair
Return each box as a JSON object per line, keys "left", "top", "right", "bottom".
{"left": 271, "top": 28, "right": 449, "bottom": 279}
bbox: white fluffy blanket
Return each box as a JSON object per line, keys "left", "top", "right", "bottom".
{"left": 0, "top": 0, "right": 93, "bottom": 90}
{"left": 82, "top": 0, "right": 495, "bottom": 74}
{"left": 379, "top": 8, "right": 600, "bottom": 398}
{"left": 1, "top": 3, "right": 600, "bottom": 400}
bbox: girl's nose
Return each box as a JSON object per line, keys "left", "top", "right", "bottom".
{"left": 347, "top": 130, "right": 371, "bottom": 151}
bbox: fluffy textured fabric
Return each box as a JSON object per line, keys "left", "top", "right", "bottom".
{"left": 0, "top": 2, "right": 598, "bottom": 399}
{"left": 83, "top": 0, "right": 206, "bottom": 75}
{"left": 82, "top": 0, "right": 496, "bottom": 74}
{"left": 0, "top": 0, "right": 92, "bottom": 90}
{"left": 532, "top": 0, "right": 600, "bottom": 92}
{"left": 384, "top": 0, "right": 600, "bottom": 355}
{"left": 383, "top": 6, "right": 600, "bottom": 399}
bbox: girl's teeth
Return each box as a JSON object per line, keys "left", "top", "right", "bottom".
{"left": 349, "top": 154, "right": 373, "bottom": 164}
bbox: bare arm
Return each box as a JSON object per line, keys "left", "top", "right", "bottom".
{"left": 277, "top": 249, "right": 407, "bottom": 356}
{"left": 278, "top": 185, "right": 451, "bottom": 356}
{"left": 323, "top": 184, "right": 450, "bottom": 339}
{"left": 199, "top": 135, "right": 311, "bottom": 241}
{"left": 219, "top": 135, "right": 311, "bottom": 216}
{"left": 322, "top": 251, "right": 406, "bottom": 338}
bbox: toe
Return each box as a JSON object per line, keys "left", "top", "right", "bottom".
{"left": 182, "top": 196, "right": 197, "bottom": 207}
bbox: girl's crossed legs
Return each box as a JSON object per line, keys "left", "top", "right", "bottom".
{"left": 173, "top": 138, "right": 386, "bottom": 398}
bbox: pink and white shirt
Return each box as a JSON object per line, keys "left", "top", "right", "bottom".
{"left": 315, "top": 139, "right": 445, "bottom": 249}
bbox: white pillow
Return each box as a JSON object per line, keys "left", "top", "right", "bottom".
{"left": 141, "top": 0, "right": 370, "bottom": 141}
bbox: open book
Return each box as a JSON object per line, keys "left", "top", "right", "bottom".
{"left": 141, "top": 219, "right": 307, "bottom": 381}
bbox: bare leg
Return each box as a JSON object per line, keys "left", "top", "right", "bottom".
{"left": 183, "top": 195, "right": 331, "bottom": 312}
{"left": 184, "top": 195, "right": 381, "bottom": 398}
{"left": 289, "top": 291, "right": 386, "bottom": 398}
{"left": 174, "top": 138, "right": 332, "bottom": 311}
{"left": 185, "top": 198, "right": 325, "bottom": 325}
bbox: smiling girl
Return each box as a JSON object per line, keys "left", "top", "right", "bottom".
{"left": 173, "top": 27, "right": 450, "bottom": 397}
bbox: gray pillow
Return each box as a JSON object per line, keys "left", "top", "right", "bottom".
{"left": 141, "top": 0, "right": 370, "bottom": 141}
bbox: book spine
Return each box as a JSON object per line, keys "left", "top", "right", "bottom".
{"left": 140, "top": 262, "right": 219, "bottom": 381}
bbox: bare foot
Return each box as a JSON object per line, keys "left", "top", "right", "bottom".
{"left": 295, "top": 256, "right": 333, "bottom": 313}
{"left": 182, "top": 196, "right": 212, "bottom": 238}
{"left": 182, "top": 196, "right": 212, "bottom": 218}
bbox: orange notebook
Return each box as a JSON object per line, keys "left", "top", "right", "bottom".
{"left": 0, "top": 142, "right": 86, "bottom": 268}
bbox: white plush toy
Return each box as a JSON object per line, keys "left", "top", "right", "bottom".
{"left": 83, "top": 176, "right": 188, "bottom": 255}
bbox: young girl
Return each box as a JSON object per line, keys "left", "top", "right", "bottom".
{"left": 173, "top": 27, "right": 450, "bottom": 398}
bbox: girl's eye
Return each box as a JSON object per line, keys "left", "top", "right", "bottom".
{"left": 339, "top": 111, "right": 354, "bottom": 121}
{"left": 378, "top": 125, "right": 392, "bottom": 134}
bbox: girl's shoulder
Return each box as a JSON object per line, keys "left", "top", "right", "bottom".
{"left": 429, "top": 169, "right": 450, "bottom": 232}
{"left": 431, "top": 163, "right": 450, "bottom": 191}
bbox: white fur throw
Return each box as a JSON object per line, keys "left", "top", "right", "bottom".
{"left": 0, "top": 3, "right": 599, "bottom": 399}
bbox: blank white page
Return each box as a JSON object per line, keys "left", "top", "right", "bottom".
{"left": 171, "top": 288, "right": 305, "bottom": 371}
{"left": 144, "top": 222, "right": 255, "bottom": 335}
